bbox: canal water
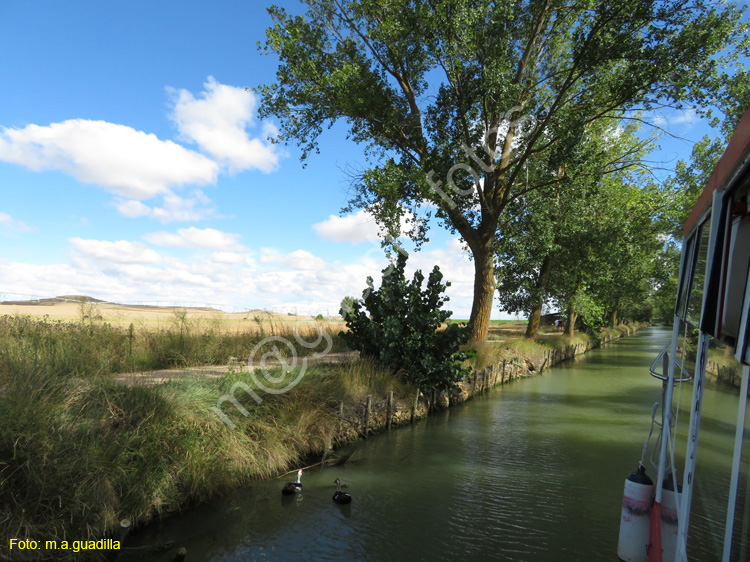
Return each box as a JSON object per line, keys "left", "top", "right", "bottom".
{"left": 121, "top": 327, "right": 742, "bottom": 561}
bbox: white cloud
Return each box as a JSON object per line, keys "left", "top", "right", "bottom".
{"left": 169, "top": 77, "right": 280, "bottom": 173}
{"left": 210, "top": 251, "right": 249, "bottom": 265}
{"left": 115, "top": 199, "right": 152, "bottom": 218}
{"left": 313, "top": 209, "right": 381, "bottom": 244}
{"left": 0, "top": 119, "right": 218, "bottom": 199}
{"left": 69, "top": 238, "right": 162, "bottom": 268}
{"left": 313, "top": 209, "right": 416, "bottom": 244}
{"left": 259, "top": 248, "right": 326, "bottom": 270}
{"left": 115, "top": 190, "right": 219, "bottom": 223}
{"left": 143, "top": 227, "right": 247, "bottom": 251}
{"left": 2, "top": 235, "right": 511, "bottom": 320}
{"left": 282, "top": 249, "right": 327, "bottom": 270}
{"left": 652, "top": 108, "right": 698, "bottom": 129}
{"left": 0, "top": 212, "right": 34, "bottom": 234}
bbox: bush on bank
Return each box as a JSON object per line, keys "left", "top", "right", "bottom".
{"left": 340, "top": 254, "right": 473, "bottom": 393}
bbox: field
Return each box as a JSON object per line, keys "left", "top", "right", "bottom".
{"left": 0, "top": 295, "right": 342, "bottom": 333}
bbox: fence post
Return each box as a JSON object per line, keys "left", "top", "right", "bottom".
{"left": 364, "top": 395, "right": 371, "bottom": 438}
{"left": 386, "top": 390, "right": 393, "bottom": 430}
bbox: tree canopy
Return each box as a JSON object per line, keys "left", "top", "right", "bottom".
{"left": 258, "top": 0, "right": 748, "bottom": 340}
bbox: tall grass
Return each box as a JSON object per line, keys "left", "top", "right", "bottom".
{"left": 0, "top": 356, "right": 403, "bottom": 560}
{"left": 0, "top": 314, "right": 344, "bottom": 383}
{"left": 0, "top": 312, "right": 403, "bottom": 560}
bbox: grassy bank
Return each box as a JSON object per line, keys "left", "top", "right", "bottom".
{"left": 0, "top": 315, "right": 644, "bottom": 560}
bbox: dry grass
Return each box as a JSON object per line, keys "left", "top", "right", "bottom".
{"left": 0, "top": 299, "right": 345, "bottom": 334}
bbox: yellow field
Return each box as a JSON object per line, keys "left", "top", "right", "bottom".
{"left": 0, "top": 297, "right": 343, "bottom": 334}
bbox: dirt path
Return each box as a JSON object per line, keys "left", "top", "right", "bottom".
{"left": 114, "top": 351, "right": 360, "bottom": 386}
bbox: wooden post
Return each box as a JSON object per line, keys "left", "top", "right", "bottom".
{"left": 502, "top": 360, "right": 506, "bottom": 384}
{"left": 386, "top": 390, "right": 393, "bottom": 430}
{"left": 339, "top": 400, "right": 344, "bottom": 417}
{"left": 364, "top": 395, "right": 371, "bottom": 438}
{"left": 471, "top": 372, "right": 477, "bottom": 393}
{"left": 110, "top": 519, "right": 131, "bottom": 561}
{"left": 411, "top": 388, "right": 419, "bottom": 422}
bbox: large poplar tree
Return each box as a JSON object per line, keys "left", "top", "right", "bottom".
{"left": 257, "top": 0, "right": 747, "bottom": 341}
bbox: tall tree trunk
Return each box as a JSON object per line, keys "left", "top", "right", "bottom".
{"left": 564, "top": 305, "right": 577, "bottom": 336}
{"left": 609, "top": 308, "right": 618, "bottom": 326}
{"left": 469, "top": 240, "right": 496, "bottom": 342}
{"left": 525, "top": 255, "right": 553, "bottom": 339}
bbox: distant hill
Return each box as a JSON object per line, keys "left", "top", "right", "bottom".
{"left": 0, "top": 295, "right": 105, "bottom": 306}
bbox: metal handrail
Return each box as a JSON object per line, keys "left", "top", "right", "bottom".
{"left": 650, "top": 344, "right": 692, "bottom": 382}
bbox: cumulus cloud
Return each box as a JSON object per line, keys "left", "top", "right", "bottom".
{"left": 258, "top": 248, "right": 326, "bottom": 270}
{"left": 0, "top": 119, "right": 218, "bottom": 199}
{"left": 313, "top": 209, "right": 416, "bottom": 244}
{"left": 116, "top": 190, "right": 218, "bottom": 223}
{"left": 282, "top": 249, "right": 327, "bottom": 270}
{"left": 143, "top": 227, "right": 247, "bottom": 251}
{"left": 0, "top": 212, "right": 34, "bottom": 235}
{"left": 2, "top": 234, "right": 506, "bottom": 319}
{"left": 210, "top": 251, "right": 249, "bottom": 265}
{"left": 652, "top": 108, "right": 698, "bottom": 129}
{"left": 69, "top": 238, "right": 162, "bottom": 265}
{"left": 169, "top": 77, "right": 280, "bottom": 173}
{"left": 0, "top": 78, "right": 283, "bottom": 226}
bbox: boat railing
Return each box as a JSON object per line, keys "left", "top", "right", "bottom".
{"left": 649, "top": 344, "right": 692, "bottom": 383}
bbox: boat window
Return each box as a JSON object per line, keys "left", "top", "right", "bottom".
{"left": 721, "top": 214, "right": 750, "bottom": 346}
{"left": 677, "top": 234, "right": 698, "bottom": 319}
{"left": 701, "top": 191, "right": 733, "bottom": 339}
{"left": 686, "top": 218, "right": 712, "bottom": 326}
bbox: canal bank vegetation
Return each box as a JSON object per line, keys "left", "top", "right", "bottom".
{"left": 1, "top": 268, "right": 649, "bottom": 561}
{"left": 0, "top": 343, "right": 411, "bottom": 561}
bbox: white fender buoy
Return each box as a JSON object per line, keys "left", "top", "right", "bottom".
{"left": 618, "top": 464, "right": 654, "bottom": 562}
{"left": 660, "top": 474, "right": 682, "bottom": 562}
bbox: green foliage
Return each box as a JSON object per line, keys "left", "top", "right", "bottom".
{"left": 339, "top": 254, "right": 472, "bottom": 392}
{"left": 570, "top": 291, "right": 605, "bottom": 337}
{"left": 649, "top": 243, "right": 681, "bottom": 323}
{"left": 495, "top": 120, "right": 667, "bottom": 334}
{"left": 258, "top": 0, "right": 748, "bottom": 339}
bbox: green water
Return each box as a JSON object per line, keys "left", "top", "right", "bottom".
{"left": 121, "top": 327, "right": 744, "bottom": 561}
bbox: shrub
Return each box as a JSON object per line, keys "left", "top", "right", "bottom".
{"left": 339, "top": 254, "right": 472, "bottom": 393}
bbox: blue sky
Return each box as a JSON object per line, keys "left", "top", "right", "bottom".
{"left": 0, "top": 1, "right": 738, "bottom": 319}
